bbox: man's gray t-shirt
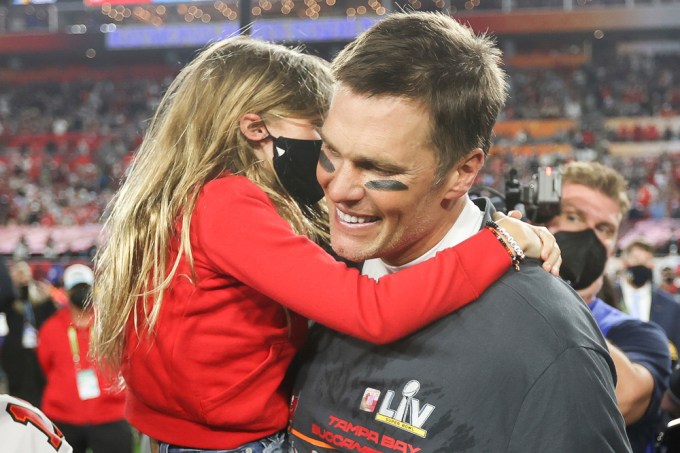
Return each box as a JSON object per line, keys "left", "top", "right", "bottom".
{"left": 289, "top": 201, "right": 631, "bottom": 453}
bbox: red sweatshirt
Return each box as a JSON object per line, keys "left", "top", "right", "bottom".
{"left": 123, "top": 175, "right": 511, "bottom": 449}
{"left": 37, "top": 308, "right": 126, "bottom": 425}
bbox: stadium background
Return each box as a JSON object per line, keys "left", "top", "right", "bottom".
{"left": 0, "top": 1, "right": 679, "bottom": 450}
{"left": 0, "top": 0, "right": 679, "bottom": 275}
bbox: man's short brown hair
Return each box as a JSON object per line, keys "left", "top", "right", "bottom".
{"left": 332, "top": 12, "right": 508, "bottom": 184}
{"left": 562, "top": 161, "right": 630, "bottom": 215}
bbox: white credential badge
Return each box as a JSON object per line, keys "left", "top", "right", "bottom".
{"left": 22, "top": 324, "right": 38, "bottom": 349}
{"left": 75, "top": 369, "right": 101, "bottom": 400}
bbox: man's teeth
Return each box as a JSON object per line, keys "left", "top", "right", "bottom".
{"left": 337, "top": 209, "right": 371, "bottom": 224}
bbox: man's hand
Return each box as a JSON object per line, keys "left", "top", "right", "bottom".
{"left": 493, "top": 210, "right": 562, "bottom": 276}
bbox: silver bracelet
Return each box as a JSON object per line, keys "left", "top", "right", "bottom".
{"left": 495, "top": 226, "right": 526, "bottom": 261}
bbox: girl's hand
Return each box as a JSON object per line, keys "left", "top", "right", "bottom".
{"left": 493, "top": 210, "right": 561, "bottom": 276}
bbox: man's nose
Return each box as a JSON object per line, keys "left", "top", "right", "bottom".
{"left": 324, "top": 163, "right": 364, "bottom": 203}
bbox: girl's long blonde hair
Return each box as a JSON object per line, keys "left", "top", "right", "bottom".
{"left": 91, "top": 37, "right": 333, "bottom": 374}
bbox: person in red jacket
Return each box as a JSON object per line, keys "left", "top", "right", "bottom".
{"left": 91, "top": 36, "right": 560, "bottom": 453}
{"left": 38, "top": 264, "right": 131, "bottom": 453}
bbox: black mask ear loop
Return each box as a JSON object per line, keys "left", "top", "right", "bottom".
{"left": 269, "top": 136, "right": 285, "bottom": 158}
{"left": 258, "top": 122, "right": 281, "bottom": 157}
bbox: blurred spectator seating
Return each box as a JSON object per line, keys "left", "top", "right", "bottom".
{"left": 1, "top": 54, "right": 680, "bottom": 256}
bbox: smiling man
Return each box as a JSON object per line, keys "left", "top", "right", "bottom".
{"left": 288, "top": 12, "right": 631, "bottom": 453}
{"left": 318, "top": 93, "right": 470, "bottom": 268}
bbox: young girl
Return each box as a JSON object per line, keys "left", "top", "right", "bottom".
{"left": 91, "top": 37, "right": 559, "bottom": 452}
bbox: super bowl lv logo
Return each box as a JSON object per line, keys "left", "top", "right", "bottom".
{"left": 361, "top": 380, "right": 435, "bottom": 438}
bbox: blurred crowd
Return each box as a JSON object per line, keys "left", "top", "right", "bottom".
{"left": 5, "top": 0, "right": 680, "bottom": 35}
{"left": 0, "top": 72, "right": 173, "bottom": 227}
{"left": 504, "top": 54, "right": 680, "bottom": 120}
{"left": 0, "top": 53, "right": 679, "bottom": 250}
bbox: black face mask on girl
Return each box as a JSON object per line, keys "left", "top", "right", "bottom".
{"left": 554, "top": 229, "right": 608, "bottom": 291}
{"left": 626, "top": 265, "right": 653, "bottom": 288}
{"left": 269, "top": 135, "right": 324, "bottom": 205}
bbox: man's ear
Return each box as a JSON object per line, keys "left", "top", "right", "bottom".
{"left": 239, "top": 113, "right": 269, "bottom": 141}
{"left": 441, "top": 148, "right": 485, "bottom": 200}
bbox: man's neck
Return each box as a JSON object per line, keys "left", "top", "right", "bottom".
{"left": 362, "top": 195, "right": 483, "bottom": 280}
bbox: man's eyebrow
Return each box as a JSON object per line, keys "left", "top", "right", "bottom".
{"left": 318, "top": 130, "right": 407, "bottom": 173}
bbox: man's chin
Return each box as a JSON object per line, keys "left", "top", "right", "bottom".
{"left": 331, "top": 242, "right": 372, "bottom": 264}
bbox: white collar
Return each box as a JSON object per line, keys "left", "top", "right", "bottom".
{"left": 620, "top": 278, "right": 652, "bottom": 321}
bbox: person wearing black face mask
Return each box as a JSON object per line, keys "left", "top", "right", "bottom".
{"left": 36, "top": 264, "right": 132, "bottom": 453}
{"left": 618, "top": 241, "right": 680, "bottom": 452}
{"left": 618, "top": 241, "right": 680, "bottom": 367}
{"left": 547, "top": 161, "right": 671, "bottom": 453}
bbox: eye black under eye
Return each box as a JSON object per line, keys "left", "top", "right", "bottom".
{"left": 318, "top": 150, "right": 336, "bottom": 173}
{"left": 365, "top": 180, "right": 409, "bottom": 191}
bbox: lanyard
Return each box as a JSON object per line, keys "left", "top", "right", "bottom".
{"left": 67, "top": 326, "right": 83, "bottom": 367}
{"left": 23, "top": 301, "right": 36, "bottom": 327}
